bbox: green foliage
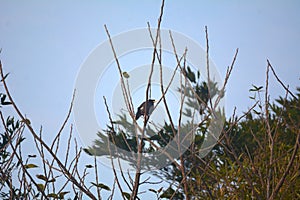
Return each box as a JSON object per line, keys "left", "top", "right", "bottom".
{"left": 0, "top": 110, "right": 28, "bottom": 199}
{"left": 84, "top": 65, "right": 300, "bottom": 199}
{"left": 0, "top": 93, "right": 12, "bottom": 106}
{"left": 91, "top": 182, "right": 111, "bottom": 191}
{"left": 160, "top": 186, "right": 184, "bottom": 199}
{"left": 1, "top": 60, "right": 298, "bottom": 199}
{"left": 162, "top": 86, "right": 299, "bottom": 199}
{"left": 85, "top": 67, "right": 226, "bottom": 198}
{"left": 122, "top": 192, "right": 131, "bottom": 199}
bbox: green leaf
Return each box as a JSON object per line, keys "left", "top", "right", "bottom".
{"left": 122, "top": 71, "right": 130, "bottom": 78}
{"left": 14, "top": 120, "right": 20, "bottom": 129}
{"left": 59, "top": 191, "right": 70, "bottom": 199}
{"left": 253, "top": 109, "right": 261, "bottom": 115}
{"left": 122, "top": 192, "right": 131, "bottom": 200}
{"left": 0, "top": 94, "right": 12, "bottom": 105}
{"left": 47, "top": 193, "right": 58, "bottom": 198}
{"left": 250, "top": 84, "right": 263, "bottom": 92}
{"left": 157, "top": 187, "right": 163, "bottom": 193}
{"left": 1, "top": 101, "right": 12, "bottom": 105}
{"left": 36, "top": 174, "right": 48, "bottom": 181}
{"left": 36, "top": 183, "right": 45, "bottom": 191}
{"left": 21, "top": 118, "right": 31, "bottom": 125}
{"left": 35, "top": 174, "right": 55, "bottom": 182}
{"left": 91, "top": 182, "right": 111, "bottom": 191}
{"left": 48, "top": 178, "right": 56, "bottom": 182}
{"left": 6, "top": 116, "right": 14, "bottom": 126}
{"left": 149, "top": 188, "right": 157, "bottom": 194}
{"left": 16, "top": 137, "right": 25, "bottom": 146}
{"left": 256, "top": 86, "right": 263, "bottom": 91}
{"left": 24, "top": 163, "right": 38, "bottom": 169}
{"left": 1, "top": 94, "right": 6, "bottom": 103}
{"left": 83, "top": 148, "right": 93, "bottom": 155}
{"left": 1, "top": 73, "right": 9, "bottom": 82}
{"left": 185, "top": 66, "right": 196, "bottom": 83}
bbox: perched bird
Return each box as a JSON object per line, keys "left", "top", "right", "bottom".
{"left": 135, "top": 99, "right": 156, "bottom": 120}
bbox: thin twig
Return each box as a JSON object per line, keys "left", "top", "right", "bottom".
{"left": 0, "top": 112, "right": 48, "bottom": 198}
{"left": 205, "top": 26, "right": 213, "bottom": 110}
{"left": 103, "top": 96, "right": 127, "bottom": 200}
{"left": 104, "top": 25, "right": 134, "bottom": 119}
{"left": 132, "top": 0, "right": 165, "bottom": 199}
{"left": 265, "top": 62, "right": 274, "bottom": 199}
{"left": 0, "top": 60, "right": 97, "bottom": 199}
{"left": 269, "top": 130, "right": 300, "bottom": 199}
{"left": 267, "top": 59, "right": 296, "bottom": 99}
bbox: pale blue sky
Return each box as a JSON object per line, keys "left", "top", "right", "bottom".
{"left": 1, "top": 1, "right": 299, "bottom": 125}
{"left": 1, "top": 0, "right": 300, "bottom": 198}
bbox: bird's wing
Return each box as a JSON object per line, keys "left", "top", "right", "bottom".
{"left": 135, "top": 102, "right": 144, "bottom": 120}
{"left": 138, "top": 102, "right": 145, "bottom": 112}
{"left": 135, "top": 110, "right": 141, "bottom": 120}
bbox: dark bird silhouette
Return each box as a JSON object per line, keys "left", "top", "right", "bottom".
{"left": 135, "top": 99, "right": 156, "bottom": 120}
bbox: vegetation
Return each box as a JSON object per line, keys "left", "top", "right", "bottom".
{"left": 0, "top": 1, "right": 299, "bottom": 199}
